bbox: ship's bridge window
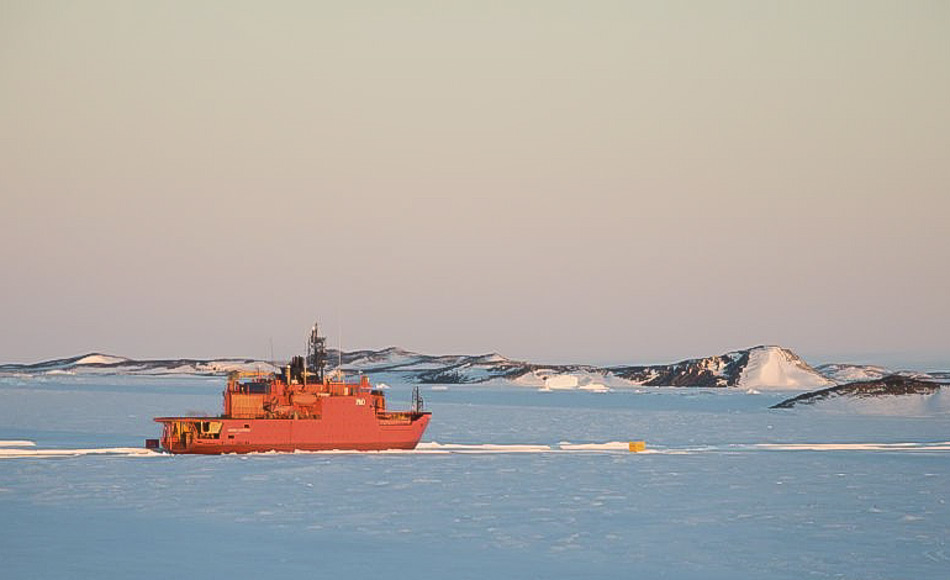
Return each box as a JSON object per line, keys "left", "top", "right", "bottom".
{"left": 243, "top": 382, "right": 270, "bottom": 395}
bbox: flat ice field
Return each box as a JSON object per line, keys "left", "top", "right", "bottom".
{"left": 1, "top": 376, "right": 948, "bottom": 579}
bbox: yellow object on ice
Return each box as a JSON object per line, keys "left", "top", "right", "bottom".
{"left": 628, "top": 441, "right": 646, "bottom": 452}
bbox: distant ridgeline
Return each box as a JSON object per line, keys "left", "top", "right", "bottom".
{"left": 3, "top": 345, "right": 946, "bottom": 392}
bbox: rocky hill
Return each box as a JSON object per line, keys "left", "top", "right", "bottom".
{"left": 609, "top": 345, "right": 832, "bottom": 389}
{"left": 771, "top": 375, "right": 943, "bottom": 408}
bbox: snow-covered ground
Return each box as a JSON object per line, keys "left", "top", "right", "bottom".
{"left": 1, "top": 375, "right": 948, "bottom": 579}
{"left": 805, "top": 387, "right": 950, "bottom": 417}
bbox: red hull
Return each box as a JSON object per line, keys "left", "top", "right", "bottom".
{"left": 157, "top": 413, "right": 431, "bottom": 454}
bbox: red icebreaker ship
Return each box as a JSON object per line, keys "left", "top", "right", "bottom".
{"left": 154, "top": 324, "right": 430, "bottom": 454}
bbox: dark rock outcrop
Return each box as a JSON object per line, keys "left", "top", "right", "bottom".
{"left": 609, "top": 350, "right": 751, "bottom": 387}
{"left": 771, "top": 375, "right": 941, "bottom": 409}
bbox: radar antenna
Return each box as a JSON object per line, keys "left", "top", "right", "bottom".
{"left": 307, "top": 322, "right": 328, "bottom": 382}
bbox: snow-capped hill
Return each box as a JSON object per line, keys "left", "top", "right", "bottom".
{"left": 332, "top": 347, "right": 423, "bottom": 370}
{"left": 473, "top": 353, "right": 511, "bottom": 364}
{"left": 604, "top": 345, "right": 829, "bottom": 389}
{"left": 771, "top": 375, "right": 948, "bottom": 415}
{"left": 0, "top": 352, "right": 134, "bottom": 374}
{"left": 0, "top": 355, "right": 277, "bottom": 376}
{"left": 816, "top": 363, "right": 893, "bottom": 383}
{"left": 738, "top": 346, "right": 833, "bottom": 390}
{"left": 412, "top": 354, "right": 527, "bottom": 384}
{"left": 74, "top": 353, "right": 131, "bottom": 365}
{"left": 186, "top": 360, "right": 280, "bottom": 375}
{"left": 607, "top": 349, "right": 744, "bottom": 387}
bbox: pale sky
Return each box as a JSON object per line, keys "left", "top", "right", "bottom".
{"left": 1, "top": 1, "right": 948, "bottom": 368}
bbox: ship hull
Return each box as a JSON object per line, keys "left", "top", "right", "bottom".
{"left": 156, "top": 395, "right": 431, "bottom": 454}
{"left": 157, "top": 414, "right": 430, "bottom": 454}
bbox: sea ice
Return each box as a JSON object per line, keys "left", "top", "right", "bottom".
{"left": 0, "top": 375, "right": 948, "bottom": 580}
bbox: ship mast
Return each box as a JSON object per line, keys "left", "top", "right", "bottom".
{"left": 307, "top": 322, "right": 328, "bottom": 382}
